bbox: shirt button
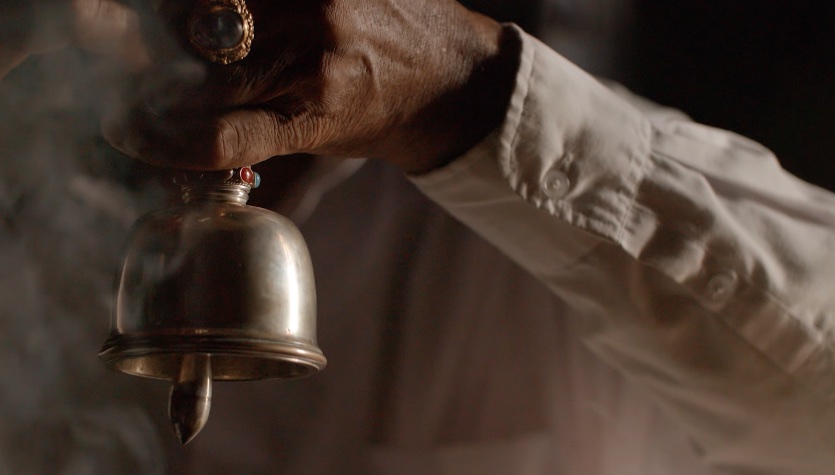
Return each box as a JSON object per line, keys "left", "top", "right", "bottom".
{"left": 706, "top": 271, "right": 738, "bottom": 301}
{"left": 543, "top": 170, "right": 571, "bottom": 200}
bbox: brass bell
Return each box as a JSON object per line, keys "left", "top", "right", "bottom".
{"left": 99, "top": 167, "right": 326, "bottom": 444}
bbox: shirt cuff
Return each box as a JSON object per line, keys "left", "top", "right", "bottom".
{"left": 411, "top": 23, "right": 835, "bottom": 472}
{"left": 410, "top": 24, "right": 652, "bottom": 280}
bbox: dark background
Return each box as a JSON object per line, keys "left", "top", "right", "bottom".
{"left": 464, "top": 0, "right": 835, "bottom": 190}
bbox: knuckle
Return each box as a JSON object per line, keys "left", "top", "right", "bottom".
{"left": 282, "top": 116, "right": 325, "bottom": 155}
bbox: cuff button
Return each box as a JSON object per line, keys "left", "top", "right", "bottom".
{"left": 707, "top": 271, "right": 738, "bottom": 301}
{"left": 543, "top": 170, "right": 571, "bottom": 200}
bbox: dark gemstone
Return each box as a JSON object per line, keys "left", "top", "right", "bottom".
{"left": 190, "top": 9, "right": 245, "bottom": 50}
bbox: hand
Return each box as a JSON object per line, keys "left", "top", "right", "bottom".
{"left": 102, "top": 0, "right": 521, "bottom": 173}
{"left": 0, "top": 0, "right": 149, "bottom": 78}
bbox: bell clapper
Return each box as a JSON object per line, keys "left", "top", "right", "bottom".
{"left": 168, "top": 353, "right": 213, "bottom": 444}
{"left": 100, "top": 167, "right": 326, "bottom": 445}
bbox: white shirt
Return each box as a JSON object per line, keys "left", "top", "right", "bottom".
{"left": 172, "top": 25, "right": 835, "bottom": 474}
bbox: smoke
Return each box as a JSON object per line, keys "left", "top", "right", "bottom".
{"left": 0, "top": 2, "right": 639, "bottom": 473}
{"left": 0, "top": 38, "right": 169, "bottom": 475}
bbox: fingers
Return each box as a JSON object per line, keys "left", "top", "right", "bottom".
{"left": 71, "top": 0, "right": 150, "bottom": 70}
{"left": 0, "top": 0, "right": 149, "bottom": 81}
{"left": 102, "top": 106, "right": 331, "bottom": 170}
{"left": 101, "top": 54, "right": 338, "bottom": 170}
{"left": 102, "top": 108, "right": 239, "bottom": 170}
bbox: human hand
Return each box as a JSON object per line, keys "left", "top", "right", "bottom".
{"left": 102, "top": 0, "right": 521, "bottom": 173}
{"left": 0, "top": 0, "right": 149, "bottom": 79}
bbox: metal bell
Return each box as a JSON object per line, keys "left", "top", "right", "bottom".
{"left": 99, "top": 167, "right": 326, "bottom": 444}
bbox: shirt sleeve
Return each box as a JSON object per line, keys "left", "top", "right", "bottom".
{"left": 410, "top": 24, "right": 835, "bottom": 474}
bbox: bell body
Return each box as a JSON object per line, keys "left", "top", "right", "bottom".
{"left": 100, "top": 186, "right": 326, "bottom": 382}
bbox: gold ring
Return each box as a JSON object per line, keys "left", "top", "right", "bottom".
{"left": 187, "top": 0, "right": 254, "bottom": 64}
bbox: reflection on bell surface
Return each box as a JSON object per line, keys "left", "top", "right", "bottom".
{"left": 99, "top": 167, "right": 326, "bottom": 444}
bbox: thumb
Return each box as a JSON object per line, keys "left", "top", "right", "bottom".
{"left": 103, "top": 107, "right": 334, "bottom": 170}
{"left": 217, "top": 109, "right": 339, "bottom": 168}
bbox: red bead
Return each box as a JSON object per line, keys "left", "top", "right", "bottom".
{"left": 239, "top": 167, "right": 255, "bottom": 185}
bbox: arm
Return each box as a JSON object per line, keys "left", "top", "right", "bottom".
{"left": 6, "top": 1, "right": 835, "bottom": 471}
{"left": 413, "top": 26, "right": 835, "bottom": 474}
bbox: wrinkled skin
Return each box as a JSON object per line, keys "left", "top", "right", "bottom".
{"left": 1, "top": 0, "right": 520, "bottom": 173}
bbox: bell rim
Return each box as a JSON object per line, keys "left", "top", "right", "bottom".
{"left": 99, "top": 333, "right": 327, "bottom": 381}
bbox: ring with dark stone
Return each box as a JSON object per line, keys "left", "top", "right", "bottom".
{"left": 186, "top": 0, "right": 254, "bottom": 64}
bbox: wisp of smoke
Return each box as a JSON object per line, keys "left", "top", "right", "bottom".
{"left": 0, "top": 36, "right": 170, "bottom": 475}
